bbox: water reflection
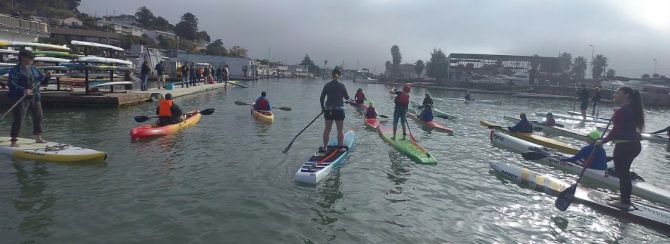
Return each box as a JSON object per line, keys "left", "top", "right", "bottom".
{"left": 12, "top": 161, "right": 55, "bottom": 240}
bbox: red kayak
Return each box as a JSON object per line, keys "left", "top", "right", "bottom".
{"left": 130, "top": 111, "right": 202, "bottom": 140}
{"left": 365, "top": 117, "right": 380, "bottom": 129}
{"left": 409, "top": 112, "right": 454, "bottom": 135}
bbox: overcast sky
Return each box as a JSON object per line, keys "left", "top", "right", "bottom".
{"left": 80, "top": 0, "right": 670, "bottom": 77}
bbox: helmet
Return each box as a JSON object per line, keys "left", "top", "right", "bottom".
{"left": 403, "top": 84, "right": 411, "bottom": 92}
{"left": 368, "top": 100, "right": 374, "bottom": 107}
{"left": 587, "top": 131, "right": 601, "bottom": 140}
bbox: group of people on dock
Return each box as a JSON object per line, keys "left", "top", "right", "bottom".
{"left": 178, "top": 63, "right": 230, "bottom": 88}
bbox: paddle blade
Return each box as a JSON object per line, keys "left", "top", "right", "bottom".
{"left": 282, "top": 141, "right": 294, "bottom": 154}
{"left": 200, "top": 108, "right": 215, "bottom": 115}
{"left": 235, "top": 101, "right": 249, "bottom": 106}
{"left": 134, "top": 116, "right": 151, "bottom": 123}
{"left": 277, "top": 107, "right": 292, "bottom": 111}
{"left": 521, "top": 151, "right": 548, "bottom": 161}
{"left": 379, "top": 115, "right": 389, "bottom": 119}
{"left": 436, "top": 115, "right": 450, "bottom": 119}
{"left": 555, "top": 184, "right": 577, "bottom": 211}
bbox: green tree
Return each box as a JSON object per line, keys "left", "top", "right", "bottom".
{"left": 606, "top": 69, "right": 616, "bottom": 79}
{"left": 205, "top": 39, "right": 227, "bottom": 56}
{"left": 229, "top": 45, "right": 248, "bottom": 57}
{"left": 135, "top": 6, "right": 155, "bottom": 29}
{"left": 571, "top": 56, "right": 587, "bottom": 81}
{"left": 558, "top": 52, "right": 572, "bottom": 73}
{"left": 391, "top": 45, "right": 401, "bottom": 78}
{"left": 414, "top": 60, "right": 425, "bottom": 79}
{"left": 153, "top": 17, "right": 174, "bottom": 32}
{"left": 197, "top": 31, "right": 211, "bottom": 42}
{"left": 591, "top": 54, "right": 608, "bottom": 80}
{"left": 426, "top": 49, "right": 449, "bottom": 81}
{"left": 300, "top": 54, "right": 320, "bottom": 75}
{"left": 175, "top": 12, "right": 199, "bottom": 40}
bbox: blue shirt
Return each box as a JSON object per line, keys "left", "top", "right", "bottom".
{"left": 419, "top": 106, "right": 433, "bottom": 121}
{"left": 8, "top": 64, "right": 47, "bottom": 101}
{"left": 560, "top": 143, "right": 608, "bottom": 170}
{"left": 508, "top": 119, "right": 532, "bottom": 133}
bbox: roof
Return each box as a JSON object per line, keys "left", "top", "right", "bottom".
{"left": 50, "top": 26, "right": 121, "bottom": 39}
{"left": 448, "top": 53, "right": 558, "bottom": 62}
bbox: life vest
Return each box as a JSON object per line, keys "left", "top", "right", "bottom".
{"left": 158, "top": 99, "right": 173, "bottom": 117}
{"left": 256, "top": 97, "right": 269, "bottom": 110}
{"left": 395, "top": 93, "right": 409, "bottom": 107}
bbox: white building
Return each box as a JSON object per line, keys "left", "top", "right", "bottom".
{"left": 97, "top": 20, "right": 146, "bottom": 37}
{"left": 59, "top": 17, "right": 83, "bottom": 27}
{"left": 288, "top": 65, "right": 311, "bottom": 77}
{"left": 0, "top": 13, "right": 49, "bottom": 42}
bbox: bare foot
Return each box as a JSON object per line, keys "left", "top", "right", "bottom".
{"left": 10, "top": 142, "right": 19, "bottom": 147}
{"left": 35, "top": 136, "right": 46, "bottom": 143}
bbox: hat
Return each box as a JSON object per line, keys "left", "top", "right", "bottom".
{"left": 587, "top": 131, "right": 601, "bottom": 140}
{"left": 368, "top": 100, "right": 374, "bottom": 107}
{"left": 165, "top": 93, "right": 173, "bottom": 100}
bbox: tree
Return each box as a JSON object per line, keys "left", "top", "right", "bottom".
{"left": 197, "top": 31, "right": 210, "bottom": 42}
{"left": 591, "top": 54, "right": 608, "bottom": 80}
{"left": 652, "top": 73, "right": 660, "bottom": 78}
{"left": 205, "top": 39, "right": 227, "bottom": 56}
{"left": 153, "top": 17, "right": 174, "bottom": 32}
{"left": 606, "top": 69, "right": 616, "bottom": 79}
{"left": 642, "top": 74, "right": 650, "bottom": 80}
{"left": 426, "top": 49, "right": 449, "bottom": 81}
{"left": 391, "top": 45, "right": 402, "bottom": 78}
{"left": 300, "top": 54, "right": 320, "bottom": 75}
{"left": 175, "top": 12, "right": 199, "bottom": 40}
{"left": 229, "top": 45, "right": 248, "bottom": 57}
{"left": 558, "top": 52, "right": 572, "bottom": 73}
{"left": 135, "top": 6, "right": 155, "bottom": 29}
{"left": 414, "top": 60, "right": 425, "bottom": 79}
{"left": 571, "top": 56, "right": 587, "bottom": 82}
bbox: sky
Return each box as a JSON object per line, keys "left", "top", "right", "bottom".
{"left": 79, "top": 0, "right": 670, "bottom": 77}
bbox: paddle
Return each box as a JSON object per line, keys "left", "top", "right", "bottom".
{"left": 0, "top": 77, "right": 48, "bottom": 120}
{"left": 234, "top": 101, "right": 292, "bottom": 111}
{"left": 134, "top": 108, "right": 215, "bottom": 123}
{"left": 223, "top": 80, "right": 248, "bottom": 88}
{"left": 555, "top": 117, "right": 613, "bottom": 211}
{"left": 405, "top": 111, "right": 431, "bottom": 157}
{"left": 282, "top": 111, "right": 323, "bottom": 153}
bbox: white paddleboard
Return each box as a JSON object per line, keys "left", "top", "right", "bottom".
{"left": 0, "top": 137, "right": 107, "bottom": 162}
{"left": 71, "top": 40, "right": 124, "bottom": 51}
{"left": 0, "top": 40, "right": 70, "bottom": 51}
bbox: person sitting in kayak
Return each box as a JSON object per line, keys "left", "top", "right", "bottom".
{"left": 541, "top": 112, "right": 556, "bottom": 127}
{"left": 254, "top": 91, "right": 272, "bottom": 111}
{"left": 464, "top": 91, "right": 473, "bottom": 101}
{"left": 156, "top": 93, "right": 184, "bottom": 126}
{"left": 354, "top": 88, "right": 366, "bottom": 105}
{"left": 420, "top": 93, "right": 434, "bottom": 109}
{"left": 560, "top": 131, "right": 608, "bottom": 170}
{"left": 390, "top": 85, "right": 411, "bottom": 140}
{"left": 419, "top": 104, "right": 433, "bottom": 122}
{"left": 365, "top": 100, "right": 377, "bottom": 119}
{"left": 508, "top": 113, "right": 533, "bottom": 133}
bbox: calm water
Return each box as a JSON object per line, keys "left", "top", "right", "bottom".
{"left": 1, "top": 78, "right": 669, "bottom": 243}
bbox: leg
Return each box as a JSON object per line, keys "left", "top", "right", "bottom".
{"left": 30, "top": 100, "right": 44, "bottom": 143}
{"left": 392, "top": 110, "right": 400, "bottom": 140}
{"left": 336, "top": 120, "right": 344, "bottom": 147}
{"left": 10, "top": 100, "right": 29, "bottom": 147}
{"left": 613, "top": 142, "right": 641, "bottom": 204}
{"left": 323, "top": 119, "right": 333, "bottom": 151}
{"left": 401, "top": 113, "right": 407, "bottom": 139}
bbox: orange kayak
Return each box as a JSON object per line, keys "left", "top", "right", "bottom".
{"left": 130, "top": 111, "right": 202, "bottom": 139}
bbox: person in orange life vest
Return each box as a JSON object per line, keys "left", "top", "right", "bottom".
{"left": 254, "top": 91, "right": 272, "bottom": 111}
{"left": 390, "top": 84, "right": 411, "bottom": 140}
{"left": 156, "top": 93, "right": 184, "bottom": 126}
{"left": 354, "top": 88, "right": 366, "bottom": 105}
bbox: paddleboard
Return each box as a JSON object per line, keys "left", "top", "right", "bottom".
{"left": 0, "top": 137, "right": 107, "bottom": 162}
{"left": 34, "top": 57, "right": 71, "bottom": 63}
{"left": 70, "top": 40, "right": 124, "bottom": 51}
{"left": 0, "top": 49, "right": 18, "bottom": 54}
{"left": 76, "top": 56, "right": 133, "bottom": 66}
{"left": 90, "top": 81, "right": 133, "bottom": 88}
{"left": 33, "top": 50, "right": 78, "bottom": 58}
{"left": 294, "top": 130, "right": 356, "bottom": 184}
{"left": 0, "top": 40, "right": 70, "bottom": 51}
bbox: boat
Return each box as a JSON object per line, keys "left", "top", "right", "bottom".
{"left": 535, "top": 112, "right": 608, "bottom": 124}
{"left": 251, "top": 109, "right": 274, "bottom": 123}
{"left": 408, "top": 111, "right": 454, "bottom": 135}
{"left": 365, "top": 117, "right": 380, "bottom": 129}
{"left": 488, "top": 130, "right": 670, "bottom": 206}
{"left": 0, "top": 137, "right": 107, "bottom": 162}
{"left": 410, "top": 101, "right": 457, "bottom": 120}
{"left": 504, "top": 116, "right": 588, "bottom": 142}
{"left": 377, "top": 124, "right": 437, "bottom": 164}
{"left": 294, "top": 130, "right": 356, "bottom": 184}
{"left": 130, "top": 111, "right": 202, "bottom": 140}
{"left": 480, "top": 120, "right": 579, "bottom": 154}
{"left": 489, "top": 161, "right": 670, "bottom": 234}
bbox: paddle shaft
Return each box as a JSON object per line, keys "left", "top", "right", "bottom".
{"left": 0, "top": 77, "right": 46, "bottom": 120}
{"left": 283, "top": 111, "right": 323, "bottom": 153}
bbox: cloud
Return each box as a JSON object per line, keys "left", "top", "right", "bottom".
{"left": 79, "top": 0, "right": 670, "bottom": 76}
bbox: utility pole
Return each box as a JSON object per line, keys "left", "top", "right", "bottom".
{"left": 589, "top": 44, "right": 595, "bottom": 80}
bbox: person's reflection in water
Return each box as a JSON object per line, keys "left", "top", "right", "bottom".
{"left": 12, "top": 162, "right": 55, "bottom": 240}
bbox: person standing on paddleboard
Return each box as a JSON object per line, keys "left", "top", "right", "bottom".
{"left": 576, "top": 84, "right": 590, "bottom": 120}
{"left": 595, "top": 86, "right": 644, "bottom": 209}
{"left": 7, "top": 50, "right": 52, "bottom": 147}
{"left": 390, "top": 84, "right": 411, "bottom": 140}
{"left": 592, "top": 86, "right": 601, "bottom": 117}
{"left": 320, "top": 69, "right": 349, "bottom": 153}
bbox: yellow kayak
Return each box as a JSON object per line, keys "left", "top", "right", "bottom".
{"left": 0, "top": 137, "right": 107, "bottom": 162}
{"left": 251, "top": 109, "right": 274, "bottom": 123}
{"left": 480, "top": 120, "right": 579, "bottom": 155}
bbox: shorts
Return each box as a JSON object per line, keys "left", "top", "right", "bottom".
{"left": 324, "top": 109, "right": 345, "bottom": 121}
{"left": 393, "top": 107, "right": 407, "bottom": 126}
{"left": 580, "top": 102, "right": 588, "bottom": 111}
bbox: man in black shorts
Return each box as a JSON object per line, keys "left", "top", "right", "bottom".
{"left": 320, "top": 69, "right": 349, "bottom": 152}
{"left": 576, "top": 84, "right": 590, "bottom": 120}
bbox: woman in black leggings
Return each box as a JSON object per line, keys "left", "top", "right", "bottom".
{"left": 596, "top": 87, "right": 644, "bottom": 209}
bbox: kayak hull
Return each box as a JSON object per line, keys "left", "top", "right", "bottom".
{"left": 365, "top": 117, "right": 380, "bottom": 129}
{"left": 130, "top": 111, "right": 202, "bottom": 139}
{"left": 480, "top": 120, "right": 579, "bottom": 154}
{"left": 535, "top": 112, "right": 608, "bottom": 124}
{"left": 251, "top": 109, "right": 274, "bottom": 123}
{"left": 504, "top": 116, "right": 588, "bottom": 142}
{"left": 0, "top": 137, "right": 107, "bottom": 162}
{"left": 378, "top": 125, "right": 437, "bottom": 164}
{"left": 294, "top": 130, "right": 356, "bottom": 184}
{"left": 489, "top": 129, "right": 670, "bottom": 207}
{"left": 490, "top": 161, "right": 670, "bottom": 234}
{"left": 409, "top": 113, "right": 454, "bottom": 135}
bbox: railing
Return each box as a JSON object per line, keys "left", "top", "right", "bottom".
{"left": 0, "top": 13, "right": 49, "bottom": 37}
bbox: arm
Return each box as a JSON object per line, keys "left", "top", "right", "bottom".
{"left": 172, "top": 104, "right": 183, "bottom": 117}
{"left": 342, "top": 85, "right": 350, "bottom": 101}
{"left": 561, "top": 146, "right": 590, "bottom": 162}
{"left": 7, "top": 68, "right": 25, "bottom": 93}
{"left": 602, "top": 110, "right": 622, "bottom": 143}
{"left": 320, "top": 86, "right": 327, "bottom": 110}
{"left": 509, "top": 121, "right": 523, "bottom": 132}
{"left": 156, "top": 106, "right": 160, "bottom": 115}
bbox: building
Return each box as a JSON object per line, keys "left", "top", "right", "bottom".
{"left": 144, "top": 30, "right": 176, "bottom": 43}
{"left": 96, "top": 20, "right": 145, "bottom": 37}
{"left": 106, "top": 15, "right": 139, "bottom": 26}
{"left": 55, "top": 17, "right": 83, "bottom": 27}
{"left": 447, "top": 53, "right": 561, "bottom": 84}
{"left": 50, "top": 26, "right": 121, "bottom": 47}
{"left": 384, "top": 63, "right": 419, "bottom": 80}
{"left": 288, "top": 65, "right": 310, "bottom": 77}
{"left": 0, "top": 13, "right": 50, "bottom": 42}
